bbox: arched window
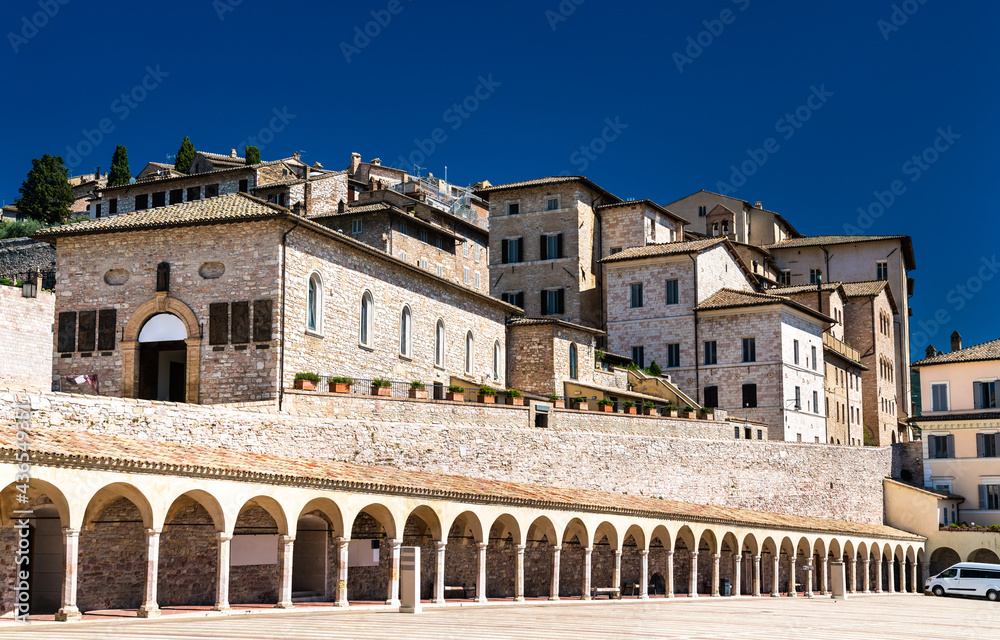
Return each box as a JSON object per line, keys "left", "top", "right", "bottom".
{"left": 465, "top": 331, "right": 474, "bottom": 375}
{"left": 569, "top": 343, "right": 578, "bottom": 380}
{"left": 399, "top": 306, "right": 412, "bottom": 357}
{"left": 493, "top": 341, "right": 501, "bottom": 380}
{"left": 359, "top": 291, "right": 373, "bottom": 346}
{"left": 435, "top": 319, "right": 445, "bottom": 368}
{"left": 307, "top": 272, "right": 322, "bottom": 333}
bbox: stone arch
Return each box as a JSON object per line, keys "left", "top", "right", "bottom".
{"left": 447, "top": 510, "right": 485, "bottom": 544}
{"left": 441, "top": 510, "right": 484, "bottom": 601}
{"left": 486, "top": 513, "right": 523, "bottom": 599}
{"left": 930, "top": 546, "right": 960, "bottom": 575}
{"left": 741, "top": 533, "right": 761, "bottom": 556}
{"left": 350, "top": 503, "right": 398, "bottom": 540}
{"left": 296, "top": 497, "right": 345, "bottom": 537}
{"left": 0, "top": 479, "right": 70, "bottom": 528}
{"left": 405, "top": 505, "right": 444, "bottom": 542}
{"left": 402, "top": 505, "right": 445, "bottom": 600}
{"left": 233, "top": 495, "right": 289, "bottom": 536}
{"left": 648, "top": 525, "right": 672, "bottom": 597}
{"left": 593, "top": 521, "right": 620, "bottom": 550}
{"left": 488, "top": 513, "right": 523, "bottom": 546}
{"left": 968, "top": 548, "right": 1000, "bottom": 564}
{"left": 527, "top": 515, "right": 559, "bottom": 547}
{"left": 623, "top": 524, "right": 646, "bottom": 551}
{"left": 82, "top": 482, "right": 154, "bottom": 530}
{"left": 121, "top": 295, "right": 201, "bottom": 402}
{"left": 163, "top": 489, "right": 226, "bottom": 532}
{"left": 158, "top": 490, "right": 227, "bottom": 607}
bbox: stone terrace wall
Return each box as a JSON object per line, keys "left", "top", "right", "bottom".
{"left": 1, "top": 389, "right": 895, "bottom": 525}
{"left": 0, "top": 286, "right": 54, "bottom": 390}
{"left": 0, "top": 238, "right": 54, "bottom": 282}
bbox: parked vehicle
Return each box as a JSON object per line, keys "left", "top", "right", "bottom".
{"left": 925, "top": 562, "right": 1000, "bottom": 600}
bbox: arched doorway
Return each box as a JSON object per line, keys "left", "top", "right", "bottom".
{"left": 137, "top": 313, "right": 188, "bottom": 401}
{"left": 27, "top": 505, "right": 62, "bottom": 614}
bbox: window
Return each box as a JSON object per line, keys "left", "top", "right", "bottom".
{"left": 465, "top": 331, "right": 474, "bottom": 375}
{"left": 665, "top": 279, "right": 679, "bottom": 305}
{"left": 703, "top": 385, "right": 718, "bottom": 408}
{"left": 742, "top": 338, "right": 756, "bottom": 363}
{"left": 541, "top": 288, "right": 564, "bottom": 315}
{"left": 632, "top": 346, "right": 645, "bottom": 368}
{"left": 399, "top": 220, "right": 408, "bottom": 235}
{"left": 811, "top": 346, "right": 817, "bottom": 371}
{"left": 502, "top": 292, "right": 525, "bottom": 309}
{"left": 809, "top": 268, "right": 822, "bottom": 284}
{"left": 541, "top": 234, "right": 563, "bottom": 260}
{"left": 793, "top": 340, "right": 800, "bottom": 365}
{"left": 501, "top": 237, "right": 523, "bottom": 264}
{"left": 205, "top": 184, "right": 219, "bottom": 198}
{"left": 359, "top": 291, "right": 373, "bottom": 346}
{"left": 436, "top": 264, "right": 443, "bottom": 277}
{"left": 94, "top": 203, "right": 101, "bottom": 218}
{"left": 435, "top": 319, "right": 445, "bottom": 367}
{"left": 464, "top": 267, "right": 470, "bottom": 285}
{"left": 463, "top": 240, "right": 469, "bottom": 258}
{"left": 735, "top": 426, "right": 741, "bottom": 439}
{"left": 306, "top": 273, "right": 322, "bottom": 333}
{"left": 475, "top": 272, "right": 480, "bottom": 289}
{"left": 493, "top": 341, "right": 501, "bottom": 380}
{"left": 698, "top": 205, "right": 707, "bottom": 217}
{"left": 980, "top": 484, "right": 1000, "bottom": 510}
{"left": 630, "top": 283, "right": 643, "bottom": 308}
{"left": 420, "top": 258, "right": 428, "bottom": 270}
{"left": 135, "top": 194, "right": 149, "bottom": 210}
{"left": 977, "top": 433, "right": 998, "bottom": 458}
{"left": 876, "top": 260, "right": 888, "bottom": 281}
{"left": 169, "top": 188, "right": 183, "bottom": 205}
{"left": 794, "top": 386, "right": 801, "bottom": 410}
{"left": 506, "top": 201, "right": 519, "bottom": 215}
{"left": 399, "top": 306, "right": 412, "bottom": 357}
{"left": 742, "top": 383, "right": 757, "bottom": 408}
{"left": 151, "top": 191, "right": 165, "bottom": 208}
{"left": 666, "top": 343, "right": 680, "bottom": 368}
{"left": 813, "top": 390, "right": 819, "bottom": 414}
{"left": 974, "top": 381, "right": 997, "bottom": 409}
{"left": 704, "top": 341, "right": 717, "bottom": 365}
{"left": 108, "top": 198, "right": 117, "bottom": 214}
{"left": 475, "top": 243, "right": 481, "bottom": 262}
{"left": 930, "top": 383, "right": 949, "bottom": 411}
{"left": 569, "top": 343, "right": 578, "bottom": 380}
{"left": 928, "top": 434, "right": 954, "bottom": 459}
{"left": 400, "top": 250, "right": 408, "bottom": 262}
{"left": 351, "top": 219, "right": 363, "bottom": 235}
{"left": 757, "top": 429, "right": 763, "bottom": 440}
{"left": 187, "top": 186, "right": 201, "bottom": 201}
{"left": 239, "top": 179, "right": 248, "bottom": 193}
{"left": 546, "top": 197, "right": 559, "bottom": 211}
{"left": 610, "top": 247, "right": 622, "bottom": 255}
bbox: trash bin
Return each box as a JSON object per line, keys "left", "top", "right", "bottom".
{"left": 721, "top": 578, "right": 732, "bottom": 597}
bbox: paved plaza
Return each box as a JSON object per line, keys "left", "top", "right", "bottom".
{"left": 0, "top": 595, "right": 996, "bottom": 639}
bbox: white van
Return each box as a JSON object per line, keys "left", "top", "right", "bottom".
{"left": 925, "top": 562, "right": 1000, "bottom": 600}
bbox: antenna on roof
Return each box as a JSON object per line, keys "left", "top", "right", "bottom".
{"left": 412, "top": 164, "right": 424, "bottom": 178}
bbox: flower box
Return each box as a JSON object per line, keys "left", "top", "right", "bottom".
{"left": 505, "top": 397, "right": 524, "bottom": 406}
{"left": 409, "top": 389, "right": 428, "bottom": 400}
{"left": 446, "top": 392, "right": 464, "bottom": 402}
{"left": 624, "top": 406, "right": 637, "bottom": 415}
{"left": 294, "top": 379, "right": 317, "bottom": 391}
{"left": 570, "top": 401, "right": 588, "bottom": 411}
{"left": 680, "top": 411, "right": 696, "bottom": 419}
{"left": 663, "top": 409, "right": 679, "bottom": 418}
{"left": 331, "top": 382, "right": 351, "bottom": 393}
{"left": 552, "top": 400, "right": 566, "bottom": 409}
{"left": 598, "top": 404, "right": 613, "bottom": 412}
{"left": 477, "top": 394, "right": 496, "bottom": 404}
{"left": 643, "top": 408, "right": 657, "bottom": 416}
{"left": 375, "top": 387, "right": 391, "bottom": 397}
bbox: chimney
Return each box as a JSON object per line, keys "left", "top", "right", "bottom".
{"left": 371, "top": 158, "right": 381, "bottom": 166}
{"left": 926, "top": 344, "right": 936, "bottom": 358}
{"left": 312, "top": 161, "right": 323, "bottom": 169}
{"left": 303, "top": 167, "right": 311, "bottom": 216}
{"left": 755, "top": 201, "right": 762, "bottom": 208}
{"left": 349, "top": 152, "right": 361, "bottom": 175}
{"left": 230, "top": 149, "right": 238, "bottom": 158}
{"left": 338, "top": 199, "right": 347, "bottom": 213}
{"left": 95, "top": 167, "right": 101, "bottom": 180}
{"left": 951, "top": 331, "right": 962, "bottom": 352}
{"left": 293, "top": 151, "right": 300, "bottom": 161}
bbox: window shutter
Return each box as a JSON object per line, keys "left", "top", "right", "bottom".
{"left": 557, "top": 288, "right": 565, "bottom": 314}
{"left": 540, "top": 235, "right": 548, "bottom": 261}
{"left": 501, "top": 239, "right": 509, "bottom": 264}
{"left": 97, "top": 309, "right": 116, "bottom": 351}
{"left": 974, "top": 381, "right": 983, "bottom": 409}
{"left": 977, "top": 433, "right": 985, "bottom": 458}
{"left": 540, "top": 290, "right": 548, "bottom": 315}
{"left": 980, "top": 484, "right": 989, "bottom": 510}
{"left": 557, "top": 233, "right": 564, "bottom": 258}
{"left": 517, "top": 238, "right": 524, "bottom": 263}
{"left": 77, "top": 310, "right": 97, "bottom": 352}
{"left": 253, "top": 299, "right": 272, "bottom": 342}
{"left": 515, "top": 292, "right": 524, "bottom": 309}
{"left": 927, "top": 435, "right": 936, "bottom": 459}
{"left": 231, "top": 301, "right": 250, "bottom": 343}
{"left": 946, "top": 434, "right": 956, "bottom": 459}
{"left": 57, "top": 312, "right": 77, "bottom": 353}
{"left": 209, "top": 302, "right": 229, "bottom": 345}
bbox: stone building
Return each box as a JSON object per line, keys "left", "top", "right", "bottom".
{"left": 37, "top": 192, "right": 517, "bottom": 404}
{"left": 664, "top": 190, "right": 800, "bottom": 247}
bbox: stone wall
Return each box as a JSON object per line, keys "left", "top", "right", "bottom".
{"left": 0, "top": 286, "right": 54, "bottom": 390}
{"left": 0, "top": 238, "right": 54, "bottom": 282}
{"left": 891, "top": 441, "right": 923, "bottom": 483}
{"left": 846, "top": 289, "right": 897, "bottom": 444}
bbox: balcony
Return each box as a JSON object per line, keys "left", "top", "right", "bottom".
{"left": 823, "top": 333, "right": 862, "bottom": 364}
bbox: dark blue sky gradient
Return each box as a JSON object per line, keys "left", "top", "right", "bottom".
{"left": 2, "top": 0, "right": 997, "bottom": 356}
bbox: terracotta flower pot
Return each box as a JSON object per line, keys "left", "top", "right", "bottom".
{"left": 664, "top": 410, "right": 678, "bottom": 418}
{"left": 409, "top": 389, "right": 428, "bottom": 399}
{"left": 553, "top": 400, "right": 566, "bottom": 409}
{"left": 375, "top": 387, "right": 391, "bottom": 397}
{"left": 477, "top": 395, "right": 496, "bottom": 404}
{"left": 505, "top": 397, "right": 524, "bottom": 406}
{"left": 294, "top": 379, "right": 317, "bottom": 391}
{"left": 571, "top": 402, "right": 588, "bottom": 411}
{"left": 643, "top": 408, "right": 657, "bottom": 416}
{"left": 331, "top": 383, "right": 351, "bottom": 393}
{"left": 598, "top": 404, "right": 612, "bottom": 412}
{"left": 446, "top": 392, "right": 464, "bottom": 402}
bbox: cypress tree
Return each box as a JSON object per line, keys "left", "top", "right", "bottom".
{"left": 245, "top": 145, "right": 261, "bottom": 165}
{"left": 108, "top": 145, "right": 131, "bottom": 187}
{"left": 174, "top": 136, "right": 196, "bottom": 174}
{"left": 16, "top": 154, "right": 74, "bottom": 225}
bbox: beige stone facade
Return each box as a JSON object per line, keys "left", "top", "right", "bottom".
{"left": 0, "top": 285, "right": 54, "bottom": 390}
{"left": 505, "top": 319, "right": 602, "bottom": 397}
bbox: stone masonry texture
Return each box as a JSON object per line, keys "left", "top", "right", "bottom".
{"left": 0, "top": 286, "right": 54, "bottom": 390}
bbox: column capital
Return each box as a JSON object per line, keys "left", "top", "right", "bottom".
{"left": 639, "top": 549, "right": 649, "bottom": 557}
{"left": 753, "top": 555, "right": 760, "bottom": 562}
{"left": 613, "top": 549, "right": 622, "bottom": 558}
{"left": 515, "top": 544, "right": 526, "bottom": 553}
{"left": 666, "top": 549, "right": 674, "bottom": 556}
{"left": 583, "top": 546, "right": 593, "bottom": 554}
{"left": 712, "top": 553, "right": 721, "bottom": 561}
{"left": 389, "top": 538, "right": 402, "bottom": 549}
{"left": 435, "top": 540, "right": 447, "bottom": 551}
{"left": 690, "top": 550, "right": 699, "bottom": 558}
{"left": 733, "top": 554, "right": 742, "bottom": 563}
{"left": 477, "top": 542, "right": 489, "bottom": 550}
{"left": 279, "top": 534, "right": 295, "bottom": 543}
{"left": 552, "top": 545, "right": 562, "bottom": 553}
{"left": 144, "top": 527, "right": 162, "bottom": 536}
{"left": 216, "top": 532, "right": 233, "bottom": 542}
{"left": 62, "top": 527, "right": 81, "bottom": 538}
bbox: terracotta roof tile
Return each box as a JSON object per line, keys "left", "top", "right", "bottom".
{"left": 594, "top": 199, "right": 690, "bottom": 225}
{"left": 768, "top": 282, "right": 844, "bottom": 296}
{"left": 767, "top": 235, "right": 915, "bottom": 270}
{"left": 476, "top": 176, "right": 621, "bottom": 202}
{"left": 507, "top": 317, "right": 605, "bottom": 335}
{"left": 912, "top": 338, "right": 1000, "bottom": 367}
{"left": 697, "top": 288, "right": 835, "bottom": 324}
{"left": 600, "top": 238, "right": 726, "bottom": 263}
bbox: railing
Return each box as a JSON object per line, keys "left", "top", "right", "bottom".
{"left": 2, "top": 269, "right": 56, "bottom": 290}
{"left": 823, "top": 333, "right": 862, "bottom": 363}
{"left": 314, "top": 376, "right": 517, "bottom": 404}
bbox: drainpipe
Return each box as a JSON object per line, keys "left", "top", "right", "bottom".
{"left": 277, "top": 219, "right": 301, "bottom": 412}
{"left": 689, "top": 252, "right": 700, "bottom": 403}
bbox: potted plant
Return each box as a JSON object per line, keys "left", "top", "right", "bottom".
{"left": 597, "top": 398, "right": 614, "bottom": 412}
{"left": 294, "top": 372, "right": 320, "bottom": 391}
{"left": 446, "top": 384, "right": 465, "bottom": 402}
{"left": 680, "top": 405, "right": 696, "bottom": 419}
{"left": 622, "top": 400, "right": 637, "bottom": 415}
{"left": 371, "top": 377, "right": 392, "bottom": 397}
{"left": 642, "top": 401, "right": 657, "bottom": 416}
{"left": 329, "top": 376, "right": 353, "bottom": 393}
{"left": 409, "top": 380, "right": 427, "bottom": 399}
{"left": 700, "top": 406, "right": 714, "bottom": 419}
{"left": 570, "top": 396, "right": 588, "bottom": 410}
{"left": 477, "top": 385, "right": 497, "bottom": 403}
{"left": 549, "top": 394, "right": 565, "bottom": 409}
{"left": 663, "top": 403, "right": 679, "bottom": 418}
{"left": 505, "top": 388, "right": 524, "bottom": 406}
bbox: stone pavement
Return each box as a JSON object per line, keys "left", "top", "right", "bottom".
{"left": 0, "top": 595, "right": 996, "bottom": 639}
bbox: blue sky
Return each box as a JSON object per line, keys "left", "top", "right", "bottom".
{"left": 2, "top": 0, "right": 997, "bottom": 356}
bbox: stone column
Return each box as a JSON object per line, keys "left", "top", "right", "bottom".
{"left": 612, "top": 549, "right": 622, "bottom": 593}
{"left": 475, "top": 542, "right": 488, "bottom": 603}
{"left": 434, "top": 541, "right": 446, "bottom": 604}
{"left": 335, "top": 537, "right": 349, "bottom": 606}
{"left": 54, "top": 528, "right": 82, "bottom": 621}
{"left": 639, "top": 550, "right": 649, "bottom": 599}
{"left": 732, "top": 553, "right": 742, "bottom": 598}
{"left": 581, "top": 547, "right": 592, "bottom": 600}
{"left": 213, "top": 533, "right": 233, "bottom": 611}
{"left": 886, "top": 559, "right": 895, "bottom": 594}
{"left": 805, "top": 564, "right": 814, "bottom": 598}
{"left": 771, "top": 555, "right": 780, "bottom": 597}
{"left": 665, "top": 550, "right": 675, "bottom": 598}
{"left": 711, "top": 553, "right": 721, "bottom": 597}
{"left": 514, "top": 544, "right": 526, "bottom": 602}
{"left": 787, "top": 557, "right": 797, "bottom": 597}
{"left": 137, "top": 528, "right": 161, "bottom": 618}
{"left": 688, "top": 551, "right": 699, "bottom": 597}
{"left": 549, "top": 546, "right": 561, "bottom": 601}
{"left": 753, "top": 555, "right": 762, "bottom": 597}
{"left": 820, "top": 557, "right": 829, "bottom": 596}
{"left": 386, "top": 539, "right": 401, "bottom": 606}
{"left": 849, "top": 559, "right": 857, "bottom": 594}
{"left": 875, "top": 558, "right": 883, "bottom": 593}
{"left": 910, "top": 561, "right": 918, "bottom": 594}
{"left": 276, "top": 535, "right": 295, "bottom": 609}
{"left": 862, "top": 559, "right": 871, "bottom": 594}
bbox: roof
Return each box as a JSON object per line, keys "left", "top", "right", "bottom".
{"left": 912, "top": 338, "right": 1000, "bottom": 367}
{"left": 475, "top": 176, "right": 621, "bottom": 203}
{"left": 600, "top": 237, "right": 727, "bottom": 263}
{"left": 0, "top": 424, "right": 921, "bottom": 541}
{"left": 910, "top": 409, "right": 1000, "bottom": 423}
{"left": 664, "top": 189, "right": 802, "bottom": 237}
{"left": 507, "top": 317, "right": 605, "bottom": 336}
{"left": 884, "top": 478, "right": 965, "bottom": 502}
{"left": 766, "top": 235, "right": 915, "bottom": 271}
{"left": 252, "top": 169, "right": 346, "bottom": 191}
{"left": 840, "top": 280, "right": 899, "bottom": 314}
{"left": 565, "top": 381, "right": 679, "bottom": 405}
{"left": 768, "top": 282, "right": 845, "bottom": 296}
{"left": 311, "top": 202, "right": 464, "bottom": 241}
{"left": 100, "top": 158, "right": 296, "bottom": 192}
{"left": 594, "top": 199, "right": 690, "bottom": 226}
{"left": 697, "top": 287, "right": 836, "bottom": 324}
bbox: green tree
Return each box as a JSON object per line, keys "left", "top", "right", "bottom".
{"left": 108, "top": 145, "right": 131, "bottom": 187}
{"left": 16, "top": 155, "right": 74, "bottom": 225}
{"left": 245, "top": 145, "right": 261, "bottom": 165}
{"left": 174, "top": 136, "right": 196, "bottom": 174}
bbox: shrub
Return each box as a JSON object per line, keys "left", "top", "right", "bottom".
{"left": 506, "top": 388, "right": 522, "bottom": 398}
{"left": 572, "top": 396, "right": 586, "bottom": 404}
{"left": 990, "top": 524, "right": 1000, "bottom": 532}
{"left": 646, "top": 360, "right": 662, "bottom": 377}
{"left": 371, "top": 377, "right": 391, "bottom": 388}
{"left": 683, "top": 406, "right": 694, "bottom": 412}
{"left": 665, "top": 403, "right": 677, "bottom": 411}
{"left": 701, "top": 407, "right": 712, "bottom": 414}
{"left": 0, "top": 218, "right": 43, "bottom": 239}
{"left": 447, "top": 384, "right": 465, "bottom": 394}
{"left": 597, "top": 398, "right": 613, "bottom": 407}
{"left": 627, "top": 362, "right": 639, "bottom": 370}
{"left": 549, "top": 394, "right": 561, "bottom": 402}
{"left": 0, "top": 278, "right": 12, "bottom": 287}
{"left": 643, "top": 401, "right": 655, "bottom": 409}
{"left": 409, "top": 380, "right": 425, "bottom": 390}
{"left": 330, "top": 376, "right": 353, "bottom": 385}
{"left": 594, "top": 348, "right": 606, "bottom": 363}
{"left": 294, "top": 372, "right": 320, "bottom": 383}
{"left": 623, "top": 400, "right": 635, "bottom": 408}
{"left": 478, "top": 385, "right": 497, "bottom": 396}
